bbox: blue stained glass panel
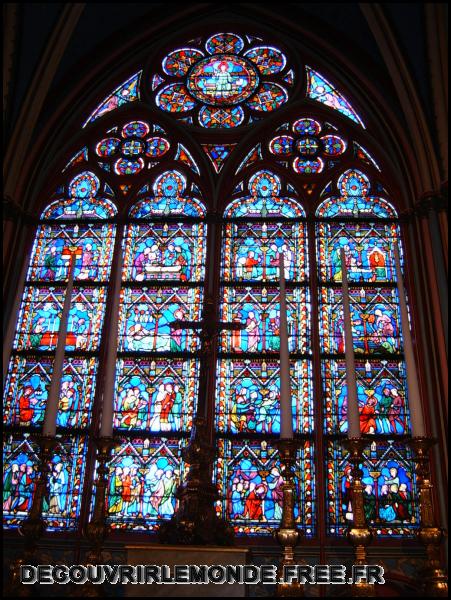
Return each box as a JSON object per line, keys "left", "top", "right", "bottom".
{"left": 293, "top": 157, "right": 324, "bottom": 174}
{"left": 322, "top": 359, "right": 410, "bottom": 435}
{"left": 316, "top": 170, "right": 397, "bottom": 218}
{"left": 162, "top": 48, "right": 204, "bottom": 77}
{"left": 244, "top": 46, "right": 286, "bottom": 75}
{"left": 156, "top": 84, "right": 197, "bottom": 113}
{"left": 14, "top": 286, "right": 107, "bottom": 352}
{"left": 222, "top": 222, "right": 307, "bottom": 282}
{"left": 327, "top": 439, "right": 419, "bottom": 537}
{"left": 113, "top": 358, "right": 199, "bottom": 433}
{"left": 319, "top": 287, "right": 403, "bottom": 355}
{"left": 3, "top": 434, "right": 88, "bottom": 530}
{"left": 104, "top": 437, "right": 188, "bottom": 530}
{"left": 27, "top": 224, "right": 116, "bottom": 283}
{"left": 246, "top": 82, "right": 288, "bottom": 112}
{"left": 123, "top": 223, "right": 206, "bottom": 283}
{"left": 214, "top": 439, "right": 315, "bottom": 536}
{"left": 216, "top": 359, "right": 313, "bottom": 434}
{"left": 219, "top": 286, "right": 311, "bottom": 354}
{"left": 129, "top": 171, "right": 206, "bottom": 218}
{"left": 306, "top": 67, "right": 365, "bottom": 128}
{"left": 224, "top": 171, "right": 305, "bottom": 218}
{"left": 205, "top": 33, "right": 244, "bottom": 55}
{"left": 198, "top": 105, "right": 244, "bottom": 128}
{"left": 3, "top": 356, "right": 98, "bottom": 429}
{"left": 316, "top": 222, "right": 401, "bottom": 283}
{"left": 84, "top": 72, "right": 141, "bottom": 127}
{"left": 269, "top": 135, "right": 294, "bottom": 156}
{"left": 117, "top": 286, "right": 203, "bottom": 353}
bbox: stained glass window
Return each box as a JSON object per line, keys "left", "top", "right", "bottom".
{"left": 216, "top": 170, "right": 314, "bottom": 535}
{"left": 215, "top": 439, "right": 314, "bottom": 536}
{"left": 105, "top": 169, "right": 207, "bottom": 529}
{"left": 317, "top": 168, "right": 419, "bottom": 537}
{"left": 306, "top": 66, "right": 365, "bottom": 127}
{"left": 202, "top": 144, "right": 237, "bottom": 173}
{"left": 3, "top": 434, "right": 88, "bottom": 530}
{"left": 3, "top": 171, "right": 116, "bottom": 530}
{"left": 4, "top": 27, "right": 423, "bottom": 549}
{"left": 153, "top": 33, "right": 291, "bottom": 128}
{"left": 83, "top": 72, "right": 142, "bottom": 127}
{"left": 267, "top": 118, "right": 347, "bottom": 176}
{"left": 104, "top": 437, "right": 188, "bottom": 531}
{"left": 327, "top": 440, "right": 419, "bottom": 536}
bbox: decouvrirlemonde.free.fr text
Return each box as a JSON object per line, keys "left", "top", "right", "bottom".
{"left": 21, "top": 564, "right": 385, "bottom": 585}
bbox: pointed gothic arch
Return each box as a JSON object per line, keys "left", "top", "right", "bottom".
{"left": 3, "top": 9, "right": 447, "bottom": 592}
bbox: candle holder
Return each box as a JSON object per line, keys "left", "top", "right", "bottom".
{"left": 158, "top": 416, "right": 234, "bottom": 545}
{"left": 408, "top": 437, "right": 448, "bottom": 597}
{"left": 273, "top": 438, "right": 303, "bottom": 597}
{"left": 7, "top": 435, "right": 58, "bottom": 597}
{"left": 341, "top": 437, "right": 375, "bottom": 597}
{"left": 75, "top": 436, "right": 115, "bottom": 597}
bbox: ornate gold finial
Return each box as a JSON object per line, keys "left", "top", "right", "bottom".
{"left": 158, "top": 416, "right": 234, "bottom": 545}
{"left": 408, "top": 437, "right": 448, "bottom": 597}
{"left": 341, "top": 437, "right": 375, "bottom": 597}
{"left": 6, "top": 436, "right": 59, "bottom": 597}
{"left": 74, "top": 436, "right": 115, "bottom": 597}
{"left": 274, "top": 438, "right": 303, "bottom": 597}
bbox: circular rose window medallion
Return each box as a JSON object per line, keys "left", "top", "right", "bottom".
{"left": 187, "top": 54, "right": 259, "bottom": 106}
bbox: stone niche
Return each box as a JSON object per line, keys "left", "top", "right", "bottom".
{"left": 125, "top": 545, "right": 250, "bottom": 597}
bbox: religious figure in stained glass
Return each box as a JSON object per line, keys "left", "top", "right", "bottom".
{"left": 328, "top": 440, "right": 419, "bottom": 536}
{"left": 104, "top": 438, "right": 187, "bottom": 530}
{"left": 124, "top": 222, "right": 204, "bottom": 283}
{"left": 3, "top": 171, "right": 116, "bottom": 530}
{"left": 215, "top": 440, "right": 314, "bottom": 536}
{"left": 3, "top": 435, "right": 87, "bottom": 530}
{"left": 216, "top": 359, "right": 312, "bottom": 435}
{"left": 322, "top": 359, "right": 409, "bottom": 436}
{"left": 306, "top": 66, "right": 365, "bottom": 127}
{"left": 84, "top": 72, "right": 142, "bottom": 126}
{"left": 153, "top": 33, "right": 291, "bottom": 128}
{"left": 114, "top": 359, "right": 197, "bottom": 433}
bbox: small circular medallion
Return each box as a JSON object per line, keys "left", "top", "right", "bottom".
{"left": 187, "top": 54, "right": 259, "bottom": 106}
{"left": 121, "top": 139, "right": 145, "bottom": 156}
{"left": 296, "top": 137, "right": 320, "bottom": 156}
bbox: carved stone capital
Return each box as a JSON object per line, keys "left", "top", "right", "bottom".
{"left": 414, "top": 192, "right": 448, "bottom": 217}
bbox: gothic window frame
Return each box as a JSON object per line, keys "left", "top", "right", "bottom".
{"left": 3, "top": 26, "right": 425, "bottom": 548}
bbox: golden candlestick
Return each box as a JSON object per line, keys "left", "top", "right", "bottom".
{"left": 408, "top": 437, "right": 448, "bottom": 597}
{"left": 274, "top": 438, "right": 303, "bottom": 597}
{"left": 74, "top": 436, "right": 115, "bottom": 597}
{"left": 83, "top": 437, "right": 115, "bottom": 560}
{"left": 7, "top": 435, "right": 58, "bottom": 597}
{"left": 341, "top": 437, "right": 375, "bottom": 597}
{"left": 158, "top": 416, "right": 234, "bottom": 545}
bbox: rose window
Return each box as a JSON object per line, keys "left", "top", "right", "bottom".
{"left": 269, "top": 118, "right": 347, "bottom": 174}
{"left": 152, "top": 32, "right": 293, "bottom": 128}
{"left": 95, "top": 121, "right": 170, "bottom": 175}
